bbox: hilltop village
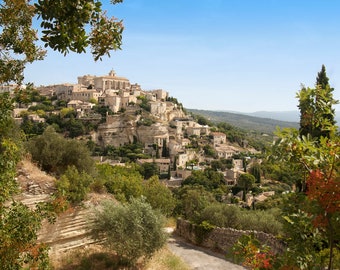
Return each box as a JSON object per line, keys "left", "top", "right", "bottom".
{"left": 8, "top": 70, "right": 261, "bottom": 190}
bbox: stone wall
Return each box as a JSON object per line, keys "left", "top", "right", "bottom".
{"left": 175, "top": 219, "right": 285, "bottom": 255}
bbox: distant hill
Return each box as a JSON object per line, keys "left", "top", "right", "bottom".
{"left": 187, "top": 109, "right": 299, "bottom": 134}
{"left": 207, "top": 109, "right": 340, "bottom": 129}
{"left": 246, "top": 111, "right": 299, "bottom": 122}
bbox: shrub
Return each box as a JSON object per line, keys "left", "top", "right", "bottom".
{"left": 228, "top": 233, "right": 276, "bottom": 269}
{"left": 142, "top": 176, "right": 176, "bottom": 217}
{"left": 26, "top": 126, "right": 94, "bottom": 175}
{"left": 198, "top": 203, "right": 240, "bottom": 228}
{"left": 237, "top": 208, "right": 283, "bottom": 235}
{"left": 96, "top": 163, "right": 143, "bottom": 202}
{"left": 92, "top": 198, "right": 167, "bottom": 265}
{"left": 175, "top": 186, "right": 217, "bottom": 223}
{"left": 57, "top": 165, "right": 93, "bottom": 204}
{"left": 197, "top": 204, "right": 283, "bottom": 236}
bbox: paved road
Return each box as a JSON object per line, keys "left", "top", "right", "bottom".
{"left": 167, "top": 233, "right": 246, "bottom": 270}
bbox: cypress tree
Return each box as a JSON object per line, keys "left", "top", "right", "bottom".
{"left": 298, "top": 65, "right": 338, "bottom": 139}
{"left": 316, "top": 64, "right": 329, "bottom": 89}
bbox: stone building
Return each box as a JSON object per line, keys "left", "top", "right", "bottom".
{"left": 72, "top": 87, "right": 101, "bottom": 102}
{"left": 210, "top": 132, "right": 227, "bottom": 145}
{"left": 151, "top": 89, "right": 168, "bottom": 101}
{"left": 215, "top": 145, "right": 238, "bottom": 159}
{"left": 55, "top": 84, "right": 80, "bottom": 101}
{"left": 137, "top": 158, "right": 171, "bottom": 175}
{"left": 67, "top": 100, "right": 95, "bottom": 116}
{"left": 78, "top": 70, "right": 130, "bottom": 91}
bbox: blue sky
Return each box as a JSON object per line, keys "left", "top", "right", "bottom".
{"left": 25, "top": 0, "right": 340, "bottom": 113}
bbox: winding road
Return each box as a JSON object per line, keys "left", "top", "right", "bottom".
{"left": 167, "top": 232, "right": 246, "bottom": 270}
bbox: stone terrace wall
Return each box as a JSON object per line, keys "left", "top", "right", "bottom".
{"left": 175, "top": 219, "right": 285, "bottom": 255}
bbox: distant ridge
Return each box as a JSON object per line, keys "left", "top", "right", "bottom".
{"left": 218, "top": 109, "right": 340, "bottom": 126}
{"left": 187, "top": 109, "right": 299, "bottom": 134}
{"left": 246, "top": 111, "right": 299, "bottom": 122}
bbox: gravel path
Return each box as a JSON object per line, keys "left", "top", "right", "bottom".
{"left": 167, "top": 233, "right": 246, "bottom": 270}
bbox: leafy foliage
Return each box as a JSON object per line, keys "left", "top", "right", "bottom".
{"left": 96, "top": 163, "right": 143, "bottom": 202}
{"left": 0, "top": 0, "right": 45, "bottom": 84}
{"left": 0, "top": 202, "right": 51, "bottom": 270}
{"left": 57, "top": 165, "right": 93, "bottom": 204}
{"left": 26, "top": 126, "right": 94, "bottom": 175}
{"left": 0, "top": 93, "right": 60, "bottom": 269}
{"left": 228, "top": 234, "right": 276, "bottom": 270}
{"left": 140, "top": 161, "right": 160, "bottom": 179}
{"left": 198, "top": 203, "right": 283, "bottom": 235}
{"left": 1, "top": 0, "right": 123, "bottom": 85}
{"left": 272, "top": 67, "right": 340, "bottom": 269}
{"left": 138, "top": 95, "right": 151, "bottom": 112}
{"left": 100, "top": 142, "right": 150, "bottom": 162}
{"left": 92, "top": 197, "right": 167, "bottom": 265}
{"left": 237, "top": 173, "right": 255, "bottom": 201}
{"left": 174, "top": 185, "right": 217, "bottom": 223}
{"left": 142, "top": 176, "right": 176, "bottom": 217}
{"left": 181, "top": 168, "right": 228, "bottom": 201}
{"left": 198, "top": 203, "right": 240, "bottom": 228}
{"left": 0, "top": 1, "right": 125, "bottom": 268}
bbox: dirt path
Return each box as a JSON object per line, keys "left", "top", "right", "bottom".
{"left": 167, "top": 233, "right": 246, "bottom": 270}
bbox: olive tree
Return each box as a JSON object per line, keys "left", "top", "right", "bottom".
{"left": 26, "top": 126, "right": 94, "bottom": 175}
{"left": 92, "top": 197, "right": 167, "bottom": 265}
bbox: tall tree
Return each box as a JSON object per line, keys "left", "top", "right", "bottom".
{"left": 237, "top": 173, "right": 255, "bottom": 201}
{"left": 298, "top": 65, "right": 338, "bottom": 139}
{"left": 273, "top": 82, "right": 340, "bottom": 269}
{"left": 316, "top": 64, "right": 329, "bottom": 89}
{"left": 142, "top": 176, "right": 176, "bottom": 217}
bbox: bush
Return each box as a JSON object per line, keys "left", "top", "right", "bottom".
{"left": 237, "top": 208, "right": 283, "bottom": 235}
{"left": 57, "top": 166, "right": 93, "bottom": 204}
{"left": 198, "top": 203, "right": 240, "bottom": 228}
{"left": 96, "top": 163, "right": 143, "bottom": 202}
{"left": 26, "top": 126, "right": 94, "bottom": 175}
{"left": 197, "top": 203, "right": 283, "bottom": 235}
{"left": 92, "top": 198, "right": 167, "bottom": 265}
{"left": 228, "top": 233, "right": 276, "bottom": 269}
{"left": 142, "top": 176, "right": 176, "bottom": 217}
{"left": 175, "top": 186, "right": 217, "bottom": 223}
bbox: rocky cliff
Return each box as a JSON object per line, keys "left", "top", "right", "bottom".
{"left": 95, "top": 103, "right": 185, "bottom": 147}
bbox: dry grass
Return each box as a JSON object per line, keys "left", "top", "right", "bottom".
{"left": 51, "top": 245, "right": 190, "bottom": 270}
{"left": 51, "top": 247, "right": 125, "bottom": 270}
{"left": 144, "top": 247, "right": 190, "bottom": 270}
{"left": 165, "top": 217, "right": 177, "bottom": 228}
{"left": 16, "top": 157, "right": 56, "bottom": 192}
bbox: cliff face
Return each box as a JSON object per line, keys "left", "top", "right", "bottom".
{"left": 95, "top": 104, "right": 185, "bottom": 148}
{"left": 96, "top": 112, "right": 138, "bottom": 147}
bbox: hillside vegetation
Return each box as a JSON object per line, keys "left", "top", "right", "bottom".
{"left": 188, "top": 109, "right": 299, "bottom": 134}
